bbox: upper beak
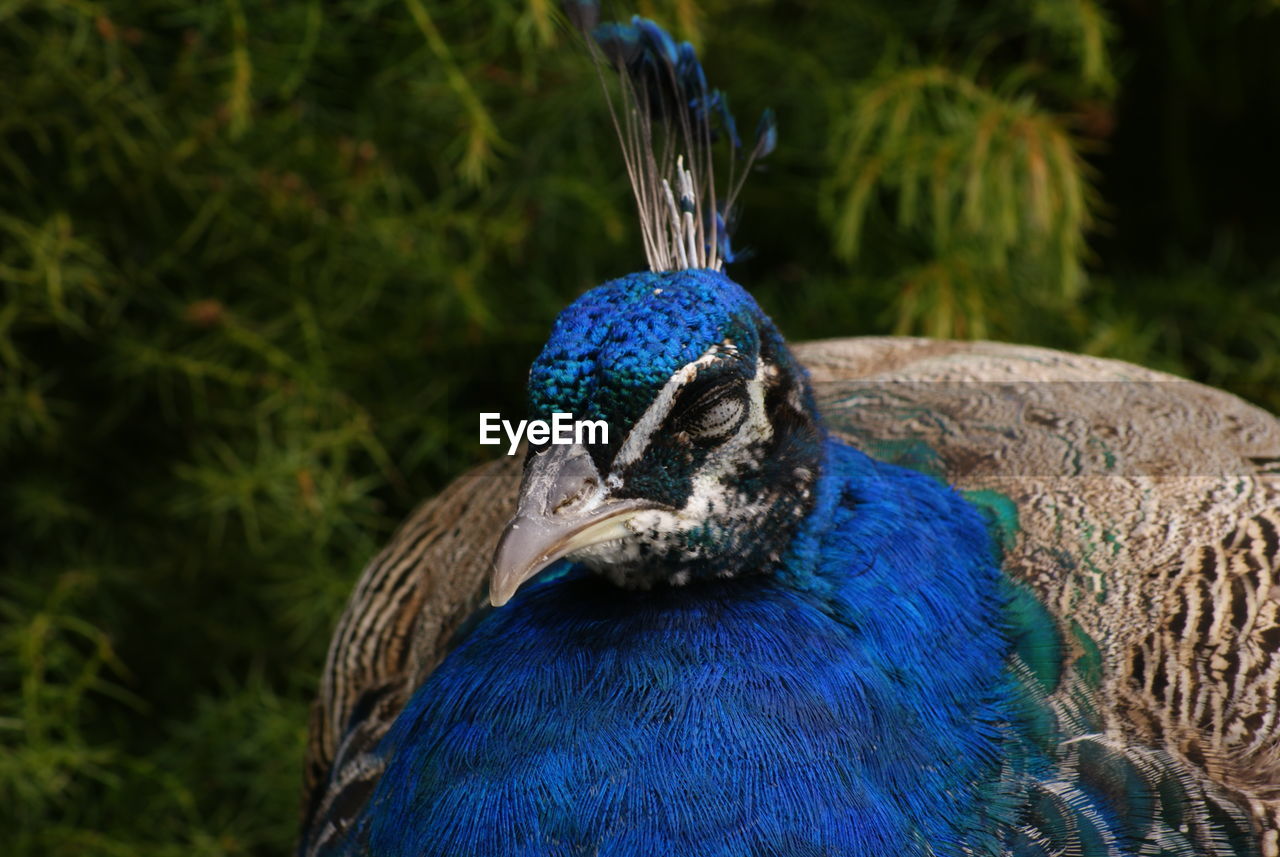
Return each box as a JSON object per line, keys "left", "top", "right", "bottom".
{"left": 490, "top": 443, "right": 653, "bottom": 607}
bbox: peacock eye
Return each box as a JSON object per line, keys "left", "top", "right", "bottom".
{"left": 675, "top": 384, "right": 749, "bottom": 444}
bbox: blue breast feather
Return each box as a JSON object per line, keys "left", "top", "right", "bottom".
{"left": 323, "top": 439, "right": 1062, "bottom": 856}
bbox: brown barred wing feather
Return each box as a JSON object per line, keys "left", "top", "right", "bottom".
{"left": 796, "top": 337, "right": 1280, "bottom": 849}
{"left": 300, "top": 454, "right": 522, "bottom": 849}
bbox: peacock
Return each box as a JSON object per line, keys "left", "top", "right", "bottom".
{"left": 297, "top": 5, "right": 1280, "bottom": 856}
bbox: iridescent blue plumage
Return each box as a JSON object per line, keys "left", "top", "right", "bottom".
{"left": 527, "top": 271, "right": 768, "bottom": 427}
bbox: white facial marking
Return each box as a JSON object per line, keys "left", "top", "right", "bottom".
{"left": 576, "top": 356, "right": 778, "bottom": 583}
{"left": 611, "top": 342, "right": 731, "bottom": 472}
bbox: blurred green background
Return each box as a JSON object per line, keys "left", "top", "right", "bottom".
{"left": 2, "top": 0, "right": 1278, "bottom": 854}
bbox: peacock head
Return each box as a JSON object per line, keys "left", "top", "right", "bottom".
{"left": 490, "top": 268, "right": 823, "bottom": 606}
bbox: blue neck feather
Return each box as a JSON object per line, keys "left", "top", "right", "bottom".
{"left": 327, "top": 439, "right": 1046, "bottom": 856}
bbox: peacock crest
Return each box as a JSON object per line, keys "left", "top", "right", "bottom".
{"left": 565, "top": 1, "right": 776, "bottom": 272}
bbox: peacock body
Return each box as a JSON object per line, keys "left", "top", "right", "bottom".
{"left": 298, "top": 7, "right": 1280, "bottom": 857}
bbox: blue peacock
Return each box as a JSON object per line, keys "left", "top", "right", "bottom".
{"left": 298, "top": 5, "right": 1280, "bottom": 856}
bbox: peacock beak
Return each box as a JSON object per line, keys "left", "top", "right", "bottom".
{"left": 490, "top": 443, "right": 653, "bottom": 607}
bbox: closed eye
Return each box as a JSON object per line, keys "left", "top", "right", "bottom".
{"left": 673, "top": 382, "right": 749, "bottom": 444}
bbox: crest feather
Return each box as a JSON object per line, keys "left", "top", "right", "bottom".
{"left": 567, "top": 2, "right": 777, "bottom": 272}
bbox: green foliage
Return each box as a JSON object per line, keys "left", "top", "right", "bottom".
{"left": 827, "top": 62, "right": 1093, "bottom": 337}
{"left": 1, "top": 0, "right": 1277, "bottom": 854}
{"left": 822, "top": 0, "right": 1112, "bottom": 338}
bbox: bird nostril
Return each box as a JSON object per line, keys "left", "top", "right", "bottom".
{"left": 550, "top": 478, "right": 597, "bottom": 516}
